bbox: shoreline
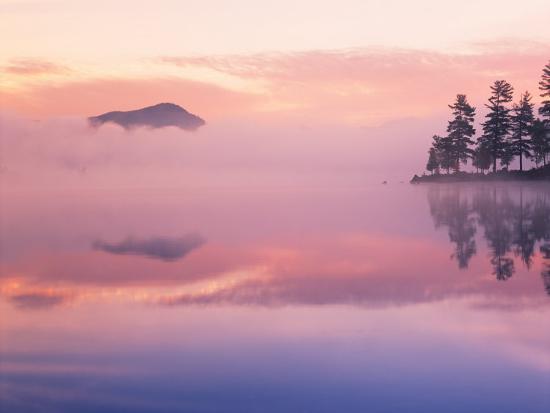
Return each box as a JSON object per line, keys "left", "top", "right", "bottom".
{"left": 411, "top": 165, "right": 550, "bottom": 183}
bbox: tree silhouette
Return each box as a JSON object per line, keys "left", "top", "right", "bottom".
{"left": 510, "top": 91, "right": 535, "bottom": 171}
{"left": 426, "top": 147, "right": 439, "bottom": 175}
{"left": 446, "top": 94, "right": 476, "bottom": 171}
{"left": 472, "top": 142, "right": 492, "bottom": 173}
{"left": 431, "top": 134, "right": 454, "bottom": 174}
{"left": 539, "top": 60, "right": 550, "bottom": 125}
{"left": 421, "top": 61, "right": 550, "bottom": 175}
{"left": 531, "top": 119, "right": 550, "bottom": 166}
{"left": 479, "top": 80, "right": 514, "bottom": 172}
{"left": 499, "top": 142, "right": 515, "bottom": 170}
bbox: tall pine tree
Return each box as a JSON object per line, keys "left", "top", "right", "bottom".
{"left": 479, "top": 80, "right": 514, "bottom": 172}
{"left": 532, "top": 119, "right": 550, "bottom": 166}
{"left": 539, "top": 60, "right": 550, "bottom": 125}
{"left": 510, "top": 91, "right": 535, "bottom": 171}
{"left": 432, "top": 134, "right": 454, "bottom": 174}
{"left": 426, "top": 147, "right": 439, "bottom": 175}
{"left": 446, "top": 94, "right": 476, "bottom": 171}
{"left": 472, "top": 141, "right": 492, "bottom": 174}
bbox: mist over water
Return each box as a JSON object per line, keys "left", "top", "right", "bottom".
{"left": 1, "top": 145, "right": 549, "bottom": 412}
{"left": 0, "top": 113, "right": 442, "bottom": 191}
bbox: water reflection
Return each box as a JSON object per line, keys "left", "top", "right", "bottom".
{"left": 428, "top": 185, "right": 550, "bottom": 291}
{"left": 1, "top": 184, "right": 550, "bottom": 412}
{"left": 542, "top": 244, "right": 550, "bottom": 295}
{"left": 92, "top": 234, "right": 205, "bottom": 261}
{"left": 8, "top": 291, "right": 71, "bottom": 310}
{"left": 2, "top": 185, "right": 550, "bottom": 309}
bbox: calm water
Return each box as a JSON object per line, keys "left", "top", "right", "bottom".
{"left": 1, "top": 183, "right": 549, "bottom": 412}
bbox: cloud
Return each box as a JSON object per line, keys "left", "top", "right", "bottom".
{"left": 8, "top": 291, "right": 70, "bottom": 309}
{"left": 2, "top": 45, "right": 547, "bottom": 125}
{"left": 159, "top": 46, "right": 549, "bottom": 123}
{"left": 160, "top": 45, "right": 548, "bottom": 84}
{"left": 0, "top": 77, "right": 262, "bottom": 120}
{"left": 3, "top": 58, "right": 69, "bottom": 76}
{"left": 92, "top": 234, "right": 205, "bottom": 261}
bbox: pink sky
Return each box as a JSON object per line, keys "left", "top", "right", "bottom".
{"left": 0, "top": 1, "right": 549, "bottom": 182}
{"left": 1, "top": 1, "right": 549, "bottom": 122}
{"left": 1, "top": 46, "right": 549, "bottom": 123}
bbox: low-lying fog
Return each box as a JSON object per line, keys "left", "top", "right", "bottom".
{"left": 1, "top": 112, "right": 441, "bottom": 190}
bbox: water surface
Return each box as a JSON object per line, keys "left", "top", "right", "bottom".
{"left": 1, "top": 183, "right": 549, "bottom": 412}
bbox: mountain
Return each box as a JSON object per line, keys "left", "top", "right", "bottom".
{"left": 88, "top": 103, "right": 205, "bottom": 131}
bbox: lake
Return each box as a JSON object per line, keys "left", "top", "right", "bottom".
{"left": 1, "top": 182, "right": 549, "bottom": 412}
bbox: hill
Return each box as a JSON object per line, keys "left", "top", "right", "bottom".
{"left": 88, "top": 103, "right": 205, "bottom": 131}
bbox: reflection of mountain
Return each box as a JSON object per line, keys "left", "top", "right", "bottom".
{"left": 428, "top": 185, "right": 550, "bottom": 292}
{"left": 88, "top": 103, "right": 205, "bottom": 131}
{"left": 4, "top": 186, "right": 550, "bottom": 311}
{"left": 92, "top": 234, "right": 205, "bottom": 261}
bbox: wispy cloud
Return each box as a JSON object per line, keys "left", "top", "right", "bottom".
{"left": 3, "top": 58, "right": 69, "bottom": 76}
{"left": 159, "top": 47, "right": 549, "bottom": 123}
{"left": 2, "top": 45, "right": 547, "bottom": 123}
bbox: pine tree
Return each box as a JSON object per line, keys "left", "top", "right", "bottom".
{"left": 472, "top": 142, "right": 492, "bottom": 174}
{"left": 539, "top": 61, "right": 550, "bottom": 125}
{"left": 426, "top": 147, "right": 439, "bottom": 175}
{"left": 532, "top": 119, "right": 550, "bottom": 166}
{"left": 479, "top": 80, "right": 514, "bottom": 172}
{"left": 510, "top": 91, "right": 535, "bottom": 171}
{"left": 432, "top": 134, "right": 454, "bottom": 173}
{"left": 500, "top": 143, "right": 515, "bottom": 170}
{"left": 446, "top": 94, "right": 476, "bottom": 171}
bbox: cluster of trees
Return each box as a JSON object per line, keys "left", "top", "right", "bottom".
{"left": 426, "top": 61, "right": 550, "bottom": 174}
{"left": 428, "top": 186, "right": 550, "bottom": 293}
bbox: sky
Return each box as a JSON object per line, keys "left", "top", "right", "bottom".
{"left": 1, "top": 0, "right": 549, "bottom": 119}
{"left": 0, "top": 0, "right": 549, "bottom": 183}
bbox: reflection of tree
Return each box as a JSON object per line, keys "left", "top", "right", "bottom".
{"left": 541, "top": 244, "right": 550, "bottom": 296}
{"left": 490, "top": 256, "right": 515, "bottom": 281}
{"left": 511, "top": 191, "right": 535, "bottom": 268}
{"left": 531, "top": 196, "right": 550, "bottom": 240}
{"left": 428, "top": 187, "right": 477, "bottom": 269}
{"left": 474, "top": 189, "right": 515, "bottom": 280}
{"left": 428, "top": 185, "right": 550, "bottom": 289}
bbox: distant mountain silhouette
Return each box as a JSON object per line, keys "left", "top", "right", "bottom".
{"left": 88, "top": 103, "right": 205, "bottom": 131}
